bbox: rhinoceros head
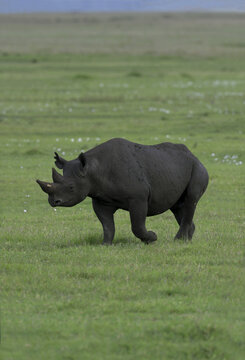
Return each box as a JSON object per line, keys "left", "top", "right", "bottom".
{"left": 36, "top": 152, "right": 90, "bottom": 207}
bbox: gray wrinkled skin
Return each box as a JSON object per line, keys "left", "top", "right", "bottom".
{"left": 37, "top": 138, "right": 209, "bottom": 244}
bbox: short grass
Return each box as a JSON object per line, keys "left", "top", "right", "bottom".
{"left": 0, "top": 13, "right": 245, "bottom": 360}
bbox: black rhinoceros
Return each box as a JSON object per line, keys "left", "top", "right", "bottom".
{"left": 37, "top": 138, "right": 209, "bottom": 244}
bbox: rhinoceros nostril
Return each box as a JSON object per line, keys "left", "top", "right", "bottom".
{"left": 54, "top": 199, "right": 62, "bottom": 206}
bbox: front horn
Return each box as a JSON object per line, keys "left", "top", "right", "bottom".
{"left": 36, "top": 180, "right": 54, "bottom": 194}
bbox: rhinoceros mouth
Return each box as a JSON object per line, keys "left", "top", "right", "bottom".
{"left": 48, "top": 198, "right": 77, "bottom": 208}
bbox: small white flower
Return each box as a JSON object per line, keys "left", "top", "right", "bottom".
{"left": 24, "top": 209, "right": 27, "bottom": 213}
{"left": 69, "top": 108, "right": 72, "bottom": 112}
{"left": 61, "top": 151, "right": 66, "bottom": 155}
{"left": 96, "top": 137, "right": 101, "bottom": 141}
{"left": 78, "top": 138, "right": 83, "bottom": 142}
{"left": 160, "top": 108, "right": 170, "bottom": 114}
{"left": 211, "top": 153, "right": 215, "bottom": 157}
{"left": 71, "top": 138, "right": 75, "bottom": 142}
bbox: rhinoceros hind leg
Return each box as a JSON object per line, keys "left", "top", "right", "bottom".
{"left": 171, "top": 163, "right": 208, "bottom": 241}
{"left": 171, "top": 187, "right": 198, "bottom": 240}
{"left": 171, "top": 198, "right": 196, "bottom": 241}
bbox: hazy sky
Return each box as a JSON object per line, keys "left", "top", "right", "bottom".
{"left": 1, "top": 0, "right": 245, "bottom": 13}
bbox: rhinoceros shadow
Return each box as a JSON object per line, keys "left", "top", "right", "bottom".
{"left": 54, "top": 235, "right": 134, "bottom": 248}
{"left": 83, "top": 235, "right": 138, "bottom": 246}
{"left": 54, "top": 236, "right": 100, "bottom": 248}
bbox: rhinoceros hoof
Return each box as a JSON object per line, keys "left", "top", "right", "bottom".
{"left": 102, "top": 240, "right": 113, "bottom": 246}
{"left": 142, "top": 231, "right": 157, "bottom": 244}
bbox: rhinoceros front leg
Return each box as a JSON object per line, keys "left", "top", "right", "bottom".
{"left": 129, "top": 199, "right": 157, "bottom": 244}
{"left": 92, "top": 199, "right": 117, "bottom": 245}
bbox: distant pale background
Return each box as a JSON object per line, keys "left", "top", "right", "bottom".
{"left": 1, "top": 0, "right": 245, "bottom": 13}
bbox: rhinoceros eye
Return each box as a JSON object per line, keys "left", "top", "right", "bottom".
{"left": 69, "top": 185, "right": 74, "bottom": 192}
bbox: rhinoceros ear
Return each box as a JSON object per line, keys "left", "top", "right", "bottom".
{"left": 78, "top": 152, "right": 87, "bottom": 176}
{"left": 54, "top": 152, "right": 67, "bottom": 169}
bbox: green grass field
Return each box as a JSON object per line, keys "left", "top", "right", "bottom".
{"left": 0, "top": 13, "right": 245, "bottom": 360}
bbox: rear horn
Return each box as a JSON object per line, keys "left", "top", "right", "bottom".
{"left": 52, "top": 168, "right": 64, "bottom": 183}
